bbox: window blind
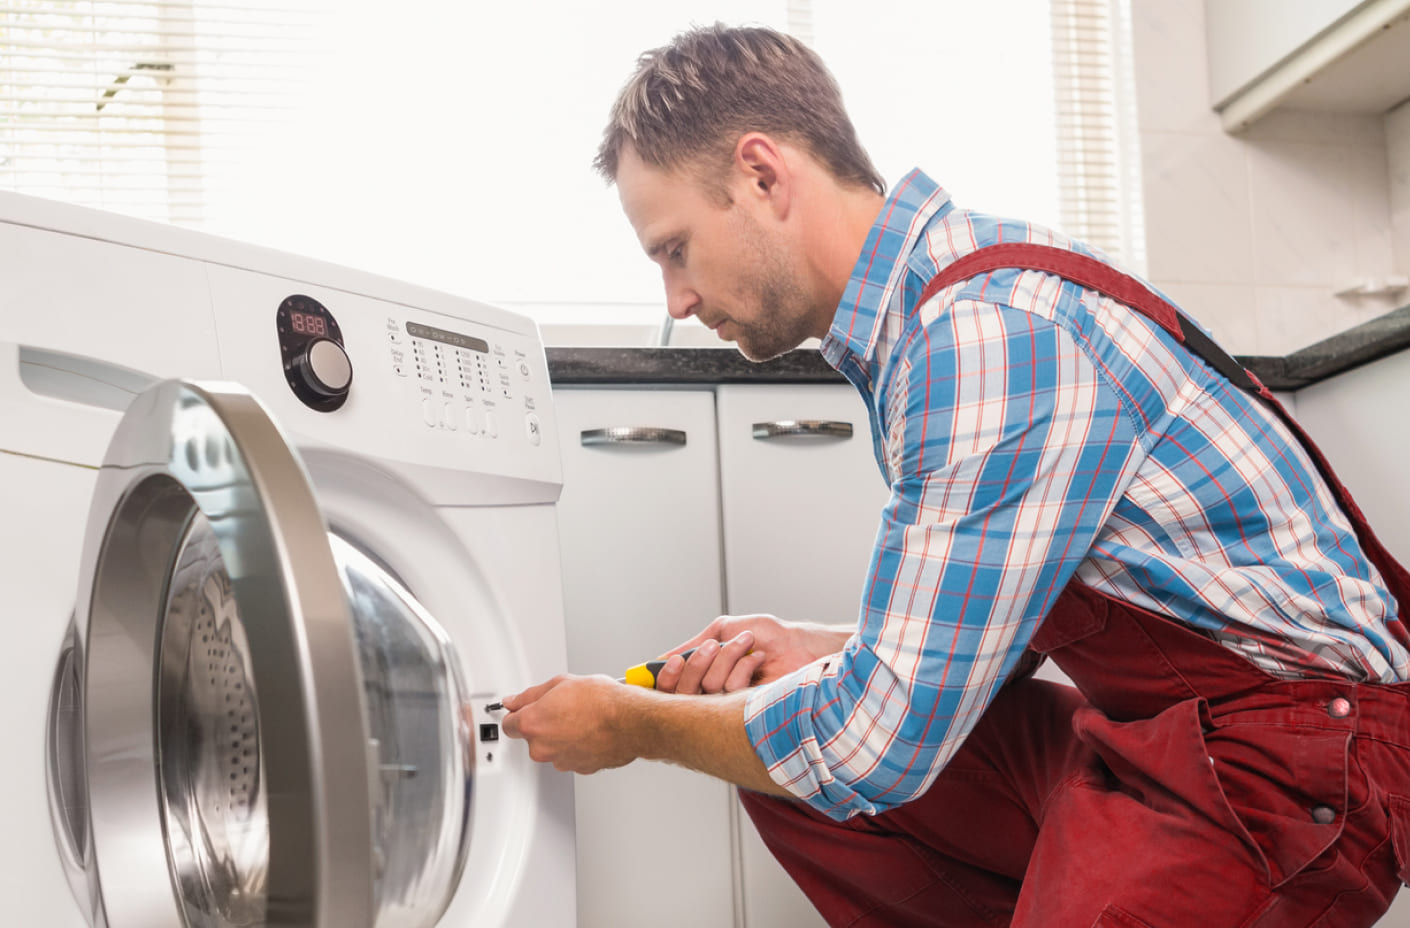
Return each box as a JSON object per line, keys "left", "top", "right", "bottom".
{"left": 0, "top": 0, "right": 323, "bottom": 226}
{"left": 1050, "top": 0, "right": 1146, "bottom": 272}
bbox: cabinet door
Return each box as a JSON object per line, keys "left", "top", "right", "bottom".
{"left": 715, "top": 384, "right": 891, "bottom": 928}
{"left": 554, "top": 388, "right": 738, "bottom": 928}
{"left": 716, "top": 384, "right": 888, "bottom": 623}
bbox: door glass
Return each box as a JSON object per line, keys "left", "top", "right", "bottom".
{"left": 157, "top": 514, "right": 267, "bottom": 928}
{"left": 155, "top": 516, "right": 471, "bottom": 928}
{"left": 336, "top": 533, "right": 472, "bottom": 926}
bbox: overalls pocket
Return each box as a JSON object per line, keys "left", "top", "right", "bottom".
{"left": 1201, "top": 709, "right": 1351, "bottom": 888}
{"left": 1387, "top": 795, "right": 1410, "bottom": 884}
{"left": 1075, "top": 696, "right": 1351, "bottom": 889}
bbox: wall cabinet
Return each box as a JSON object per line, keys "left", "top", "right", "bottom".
{"left": 555, "top": 383, "right": 889, "bottom": 927}
{"left": 1205, "top": 0, "right": 1410, "bottom": 132}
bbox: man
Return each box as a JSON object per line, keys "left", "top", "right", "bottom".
{"left": 501, "top": 23, "right": 1410, "bottom": 927}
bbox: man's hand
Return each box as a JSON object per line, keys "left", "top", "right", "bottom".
{"left": 654, "top": 614, "right": 852, "bottom": 695}
{"left": 499, "top": 674, "right": 642, "bottom": 773}
{"left": 495, "top": 670, "right": 791, "bottom": 796}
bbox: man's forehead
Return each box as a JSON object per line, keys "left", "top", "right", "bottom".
{"left": 617, "top": 147, "right": 679, "bottom": 205}
{"left": 616, "top": 149, "right": 696, "bottom": 244}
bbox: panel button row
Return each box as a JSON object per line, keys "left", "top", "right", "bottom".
{"left": 421, "top": 399, "right": 500, "bottom": 437}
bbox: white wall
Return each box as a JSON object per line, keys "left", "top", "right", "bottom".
{"left": 1130, "top": 0, "right": 1404, "bottom": 356}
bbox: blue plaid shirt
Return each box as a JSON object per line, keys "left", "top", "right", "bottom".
{"left": 742, "top": 169, "right": 1407, "bottom": 820}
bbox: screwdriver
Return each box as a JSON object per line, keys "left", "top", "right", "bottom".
{"left": 482, "top": 647, "right": 699, "bottom": 711}
{"left": 621, "top": 647, "right": 698, "bottom": 688}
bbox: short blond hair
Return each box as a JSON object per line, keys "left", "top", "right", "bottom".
{"left": 594, "top": 24, "right": 885, "bottom": 197}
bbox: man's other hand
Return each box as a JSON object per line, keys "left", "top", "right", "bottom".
{"left": 654, "top": 614, "right": 851, "bottom": 695}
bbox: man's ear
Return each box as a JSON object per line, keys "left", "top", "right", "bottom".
{"left": 734, "top": 133, "right": 790, "bottom": 218}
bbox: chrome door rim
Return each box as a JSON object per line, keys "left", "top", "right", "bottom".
{"left": 72, "top": 380, "right": 375, "bottom": 928}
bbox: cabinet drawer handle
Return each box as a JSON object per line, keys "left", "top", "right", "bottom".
{"left": 580, "top": 426, "right": 687, "bottom": 447}
{"left": 751, "top": 420, "right": 853, "bottom": 440}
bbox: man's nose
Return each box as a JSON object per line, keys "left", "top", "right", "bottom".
{"left": 665, "top": 279, "right": 700, "bottom": 320}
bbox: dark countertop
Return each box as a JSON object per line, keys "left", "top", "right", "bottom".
{"left": 548, "top": 303, "right": 1410, "bottom": 391}
{"left": 547, "top": 346, "right": 841, "bottom": 385}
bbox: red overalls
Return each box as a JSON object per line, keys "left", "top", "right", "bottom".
{"left": 740, "top": 246, "right": 1410, "bottom": 927}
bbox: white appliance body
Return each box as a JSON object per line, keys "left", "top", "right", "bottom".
{"left": 0, "top": 191, "right": 576, "bottom": 927}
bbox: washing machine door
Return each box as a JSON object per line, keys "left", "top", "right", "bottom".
{"left": 51, "top": 380, "right": 471, "bottom": 928}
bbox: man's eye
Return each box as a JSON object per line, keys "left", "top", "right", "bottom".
{"left": 668, "top": 245, "right": 684, "bottom": 264}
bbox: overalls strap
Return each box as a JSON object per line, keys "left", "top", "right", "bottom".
{"left": 920, "top": 243, "right": 1410, "bottom": 649}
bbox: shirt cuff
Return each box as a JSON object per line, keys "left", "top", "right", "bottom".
{"left": 742, "top": 654, "right": 867, "bottom": 819}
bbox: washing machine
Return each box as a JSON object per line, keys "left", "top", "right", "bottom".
{"left": 0, "top": 190, "right": 576, "bottom": 927}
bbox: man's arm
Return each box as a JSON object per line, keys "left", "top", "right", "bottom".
{"left": 497, "top": 674, "right": 790, "bottom": 796}
{"left": 742, "top": 300, "right": 1145, "bottom": 819}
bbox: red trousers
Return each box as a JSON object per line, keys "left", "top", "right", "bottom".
{"left": 740, "top": 584, "right": 1410, "bottom": 927}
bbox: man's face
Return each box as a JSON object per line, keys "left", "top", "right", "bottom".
{"left": 616, "top": 146, "right": 820, "bottom": 362}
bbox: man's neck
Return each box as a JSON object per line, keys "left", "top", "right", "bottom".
{"left": 805, "top": 185, "right": 887, "bottom": 339}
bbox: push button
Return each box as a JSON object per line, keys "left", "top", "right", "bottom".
{"left": 1328, "top": 697, "right": 1352, "bottom": 719}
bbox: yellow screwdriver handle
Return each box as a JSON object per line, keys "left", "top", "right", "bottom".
{"left": 621, "top": 647, "right": 698, "bottom": 688}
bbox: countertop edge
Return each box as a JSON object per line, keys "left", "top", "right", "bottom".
{"left": 546, "top": 347, "right": 844, "bottom": 385}
{"left": 548, "top": 305, "right": 1410, "bottom": 391}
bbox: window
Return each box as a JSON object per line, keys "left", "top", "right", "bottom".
{"left": 0, "top": 0, "right": 321, "bottom": 226}
{"left": 1051, "top": 0, "right": 1145, "bottom": 271}
{"left": 2, "top": 1, "right": 1144, "bottom": 335}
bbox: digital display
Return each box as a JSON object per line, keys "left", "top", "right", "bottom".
{"left": 406, "top": 321, "right": 489, "bottom": 354}
{"left": 289, "top": 310, "right": 328, "bottom": 337}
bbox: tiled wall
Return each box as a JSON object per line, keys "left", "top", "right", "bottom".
{"left": 1131, "top": 0, "right": 1405, "bottom": 356}
{"left": 1391, "top": 101, "right": 1410, "bottom": 279}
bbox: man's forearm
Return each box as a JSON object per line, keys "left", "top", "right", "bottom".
{"left": 623, "top": 686, "right": 790, "bottom": 797}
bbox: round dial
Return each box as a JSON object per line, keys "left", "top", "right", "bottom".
{"left": 297, "top": 338, "right": 353, "bottom": 397}
{"left": 277, "top": 295, "right": 351, "bottom": 412}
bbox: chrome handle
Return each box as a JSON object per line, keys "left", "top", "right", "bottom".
{"left": 580, "top": 426, "right": 688, "bottom": 447}
{"left": 751, "top": 420, "right": 853, "bottom": 440}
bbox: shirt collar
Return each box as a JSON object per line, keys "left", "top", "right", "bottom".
{"left": 822, "top": 169, "right": 952, "bottom": 369}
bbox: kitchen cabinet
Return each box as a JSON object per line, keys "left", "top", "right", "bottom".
{"left": 554, "top": 388, "right": 737, "bottom": 928}
{"left": 1205, "top": 0, "right": 1410, "bottom": 131}
{"left": 1292, "top": 350, "right": 1410, "bottom": 928}
{"left": 555, "top": 382, "right": 890, "bottom": 927}
{"left": 1293, "top": 351, "right": 1410, "bottom": 571}
{"left": 715, "top": 384, "right": 889, "bottom": 927}
{"left": 715, "top": 384, "right": 887, "bottom": 624}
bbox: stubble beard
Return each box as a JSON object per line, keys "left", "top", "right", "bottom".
{"left": 732, "top": 279, "right": 814, "bottom": 361}
{"left": 728, "top": 219, "right": 818, "bottom": 363}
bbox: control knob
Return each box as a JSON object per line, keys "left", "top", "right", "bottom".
{"left": 294, "top": 338, "right": 353, "bottom": 398}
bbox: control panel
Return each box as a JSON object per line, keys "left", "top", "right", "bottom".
{"left": 386, "top": 316, "right": 543, "bottom": 448}
{"left": 211, "top": 259, "right": 557, "bottom": 494}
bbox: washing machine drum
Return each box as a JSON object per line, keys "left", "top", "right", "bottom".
{"left": 46, "top": 381, "right": 472, "bottom": 928}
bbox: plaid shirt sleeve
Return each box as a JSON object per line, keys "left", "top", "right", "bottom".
{"left": 743, "top": 297, "right": 1145, "bottom": 819}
